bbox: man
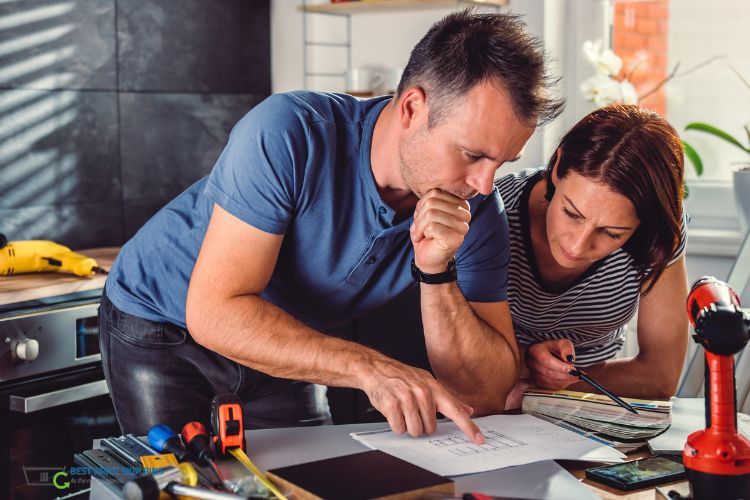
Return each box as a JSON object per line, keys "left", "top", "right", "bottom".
{"left": 100, "top": 10, "right": 563, "bottom": 441}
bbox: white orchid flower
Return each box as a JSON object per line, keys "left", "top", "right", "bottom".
{"left": 582, "top": 39, "right": 603, "bottom": 65}
{"left": 620, "top": 80, "right": 638, "bottom": 104}
{"left": 582, "top": 39, "right": 624, "bottom": 77}
{"left": 597, "top": 49, "right": 623, "bottom": 77}
{"left": 580, "top": 40, "right": 640, "bottom": 108}
{"left": 580, "top": 74, "right": 623, "bottom": 107}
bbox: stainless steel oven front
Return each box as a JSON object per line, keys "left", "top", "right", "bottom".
{"left": 0, "top": 293, "right": 120, "bottom": 499}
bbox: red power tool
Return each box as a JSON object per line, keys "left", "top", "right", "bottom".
{"left": 684, "top": 276, "right": 750, "bottom": 499}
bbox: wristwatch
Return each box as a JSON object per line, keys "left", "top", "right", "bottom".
{"left": 411, "top": 258, "right": 457, "bottom": 284}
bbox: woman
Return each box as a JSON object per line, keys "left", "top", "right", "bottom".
{"left": 498, "top": 104, "right": 688, "bottom": 406}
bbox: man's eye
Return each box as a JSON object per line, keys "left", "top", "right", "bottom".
{"left": 465, "top": 152, "right": 481, "bottom": 161}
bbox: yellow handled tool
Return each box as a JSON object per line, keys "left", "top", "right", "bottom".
{"left": 0, "top": 234, "right": 107, "bottom": 277}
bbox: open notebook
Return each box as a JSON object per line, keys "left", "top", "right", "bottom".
{"left": 522, "top": 389, "right": 672, "bottom": 453}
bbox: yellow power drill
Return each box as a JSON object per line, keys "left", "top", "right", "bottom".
{"left": 0, "top": 233, "right": 108, "bottom": 277}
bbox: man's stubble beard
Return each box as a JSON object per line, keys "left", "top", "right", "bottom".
{"left": 398, "top": 128, "right": 428, "bottom": 199}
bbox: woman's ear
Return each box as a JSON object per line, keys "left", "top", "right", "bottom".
{"left": 550, "top": 147, "right": 562, "bottom": 187}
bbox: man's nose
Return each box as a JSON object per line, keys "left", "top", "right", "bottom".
{"left": 466, "top": 164, "right": 496, "bottom": 196}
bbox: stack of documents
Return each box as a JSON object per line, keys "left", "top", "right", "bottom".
{"left": 522, "top": 389, "right": 672, "bottom": 453}
{"left": 349, "top": 414, "right": 625, "bottom": 477}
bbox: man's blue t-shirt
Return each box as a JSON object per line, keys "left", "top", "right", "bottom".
{"left": 106, "top": 91, "right": 512, "bottom": 331}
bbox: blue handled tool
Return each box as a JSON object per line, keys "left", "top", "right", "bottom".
{"left": 147, "top": 424, "right": 192, "bottom": 463}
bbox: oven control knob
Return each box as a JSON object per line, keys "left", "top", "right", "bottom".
{"left": 15, "top": 339, "right": 39, "bottom": 361}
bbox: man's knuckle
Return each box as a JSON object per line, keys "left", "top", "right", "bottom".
{"left": 412, "top": 383, "right": 430, "bottom": 399}
{"left": 380, "top": 397, "right": 398, "bottom": 413}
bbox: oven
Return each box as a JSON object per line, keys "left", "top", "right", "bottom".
{"left": 0, "top": 290, "right": 121, "bottom": 499}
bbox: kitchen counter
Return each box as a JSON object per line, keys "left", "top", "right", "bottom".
{"left": 0, "top": 247, "right": 119, "bottom": 306}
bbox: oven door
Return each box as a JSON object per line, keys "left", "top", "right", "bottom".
{"left": 0, "top": 364, "right": 120, "bottom": 500}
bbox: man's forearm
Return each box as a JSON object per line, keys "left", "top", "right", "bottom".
{"left": 187, "top": 292, "right": 488, "bottom": 441}
{"left": 188, "top": 294, "right": 388, "bottom": 389}
{"left": 420, "top": 283, "right": 519, "bottom": 414}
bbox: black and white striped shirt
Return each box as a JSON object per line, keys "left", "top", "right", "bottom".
{"left": 495, "top": 168, "right": 687, "bottom": 366}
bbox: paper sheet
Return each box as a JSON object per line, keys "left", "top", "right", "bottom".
{"left": 350, "top": 414, "right": 626, "bottom": 476}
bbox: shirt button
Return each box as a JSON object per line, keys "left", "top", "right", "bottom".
{"left": 365, "top": 256, "right": 377, "bottom": 265}
{"left": 378, "top": 206, "right": 387, "bottom": 215}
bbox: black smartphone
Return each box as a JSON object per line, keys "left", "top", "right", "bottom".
{"left": 585, "top": 455, "right": 685, "bottom": 491}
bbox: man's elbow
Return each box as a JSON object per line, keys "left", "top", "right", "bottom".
{"left": 472, "top": 369, "right": 520, "bottom": 416}
{"left": 185, "top": 290, "right": 215, "bottom": 350}
{"left": 472, "top": 389, "right": 513, "bottom": 417}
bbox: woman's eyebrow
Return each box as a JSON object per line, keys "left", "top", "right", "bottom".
{"left": 562, "top": 195, "right": 633, "bottom": 230}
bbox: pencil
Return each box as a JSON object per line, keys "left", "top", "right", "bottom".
{"left": 570, "top": 368, "right": 639, "bottom": 415}
{"left": 549, "top": 353, "right": 639, "bottom": 414}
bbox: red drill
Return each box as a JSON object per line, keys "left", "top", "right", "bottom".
{"left": 684, "top": 276, "right": 750, "bottom": 499}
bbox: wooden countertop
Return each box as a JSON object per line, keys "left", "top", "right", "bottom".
{"left": 0, "top": 247, "right": 119, "bottom": 305}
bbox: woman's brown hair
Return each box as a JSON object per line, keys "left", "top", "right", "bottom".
{"left": 544, "top": 104, "right": 685, "bottom": 294}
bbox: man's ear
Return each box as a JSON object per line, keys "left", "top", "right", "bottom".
{"left": 550, "top": 146, "right": 563, "bottom": 187}
{"left": 396, "top": 87, "right": 427, "bottom": 130}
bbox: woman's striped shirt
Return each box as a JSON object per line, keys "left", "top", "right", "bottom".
{"left": 494, "top": 167, "right": 687, "bottom": 366}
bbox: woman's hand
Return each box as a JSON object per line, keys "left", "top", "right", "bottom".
{"left": 525, "top": 339, "right": 580, "bottom": 390}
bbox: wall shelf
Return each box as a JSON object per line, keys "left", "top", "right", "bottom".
{"left": 300, "top": 0, "right": 505, "bottom": 90}
{"left": 299, "top": 0, "right": 508, "bottom": 15}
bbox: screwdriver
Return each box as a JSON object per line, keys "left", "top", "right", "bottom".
{"left": 182, "top": 421, "right": 227, "bottom": 488}
{"left": 147, "top": 424, "right": 193, "bottom": 463}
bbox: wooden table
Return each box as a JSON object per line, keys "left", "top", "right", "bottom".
{"left": 0, "top": 247, "right": 119, "bottom": 305}
{"left": 89, "top": 415, "right": 692, "bottom": 499}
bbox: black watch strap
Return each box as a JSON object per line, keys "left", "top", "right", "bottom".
{"left": 411, "top": 258, "right": 457, "bottom": 284}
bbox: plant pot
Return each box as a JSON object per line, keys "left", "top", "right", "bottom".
{"left": 734, "top": 165, "right": 750, "bottom": 234}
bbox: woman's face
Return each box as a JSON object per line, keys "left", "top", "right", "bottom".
{"left": 546, "top": 170, "right": 641, "bottom": 270}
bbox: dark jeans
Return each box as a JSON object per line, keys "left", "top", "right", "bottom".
{"left": 98, "top": 293, "right": 332, "bottom": 436}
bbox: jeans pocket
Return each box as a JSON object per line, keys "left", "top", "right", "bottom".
{"left": 109, "top": 312, "right": 188, "bottom": 349}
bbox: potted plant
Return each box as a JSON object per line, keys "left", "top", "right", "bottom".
{"left": 684, "top": 67, "right": 750, "bottom": 233}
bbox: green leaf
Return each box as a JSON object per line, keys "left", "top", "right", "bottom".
{"left": 682, "top": 140, "right": 703, "bottom": 177}
{"left": 685, "top": 122, "right": 750, "bottom": 153}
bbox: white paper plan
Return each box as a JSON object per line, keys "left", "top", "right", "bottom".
{"left": 350, "top": 414, "right": 626, "bottom": 476}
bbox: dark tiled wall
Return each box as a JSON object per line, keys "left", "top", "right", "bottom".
{"left": 0, "top": 0, "right": 270, "bottom": 248}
